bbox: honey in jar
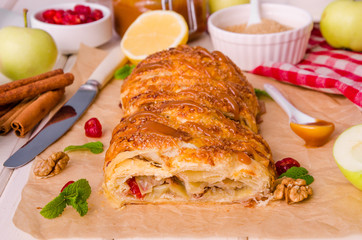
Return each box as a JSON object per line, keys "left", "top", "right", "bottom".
{"left": 113, "top": 0, "right": 207, "bottom": 40}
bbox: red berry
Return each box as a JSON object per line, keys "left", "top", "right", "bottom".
{"left": 91, "top": 9, "right": 103, "bottom": 21}
{"left": 78, "top": 13, "right": 87, "bottom": 23}
{"left": 63, "top": 12, "right": 81, "bottom": 25}
{"left": 63, "top": 13, "right": 73, "bottom": 25}
{"left": 65, "top": 9, "right": 75, "bottom": 15}
{"left": 85, "top": 17, "right": 94, "bottom": 23}
{"left": 61, "top": 181, "right": 75, "bottom": 192}
{"left": 126, "top": 177, "right": 143, "bottom": 199}
{"left": 44, "top": 18, "right": 55, "bottom": 24}
{"left": 74, "top": 4, "right": 91, "bottom": 15}
{"left": 41, "top": 5, "right": 103, "bottom": 25}
{"left": 275, "top": 157, "right": 300, "bottom": 175}
{"left": 84, "top": 117, "right": 102, "bottom": 138}
{"left": 53, "top": 10, "right": 64, "bottom": 24}
{"left": 42, "top": 9, "right": 56, "bottom": 20}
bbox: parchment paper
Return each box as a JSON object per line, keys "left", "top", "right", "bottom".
{"left": 13, "top": 44, "right": 362, "bottom": 239}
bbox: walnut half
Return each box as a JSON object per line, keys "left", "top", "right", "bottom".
{"left": 33, "top": 152, "right": 69, "bottom": 178}
{"left": 273, "top": 177, "right": 313, "bottom": 204}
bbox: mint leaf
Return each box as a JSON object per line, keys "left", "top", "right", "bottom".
{"left": 64, "top": 141, "right": 103, "bottom": 154}
{"left": 279, "top": 166, "right": 308, "bottom": 178}
{"left": 299, "top": 175, "right": 315, "bottom": 185}
{"left": 63, "top": 179, "right": 91, "bottom": 217}
{"left": 63, "top": 179, "right": 91, "bottom": 202}
{"left": 71, "top": 200, "right": 88, "bottom": 217}
{"left": 64, "top": 192, "right": 89, "bottom": 216}
{"left": 40, "top": 179, "right": 92, "bottom": 219}
{"left": 114, "top": 64, "right": 135, "bottom": 80}
{"left": 254, "top": 88, "right": 271, "bottom": 99}
{"left": 40, "top": 195, "right": 67, "bottom": 219}
{"left": 279, "top": 167, "right": 314, "bottom": 185}
{"left": 65, "top": 192, "right": 80, "bottom": 206}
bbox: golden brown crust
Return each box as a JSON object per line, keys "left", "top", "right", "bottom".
{"left": 104, "top": 45, "right": 275, "bottom": 207}
{"left": 121, "top": 45, "right": 260, "bottom": 132}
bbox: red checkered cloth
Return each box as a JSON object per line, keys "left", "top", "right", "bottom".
{"left": 251, "top": 24, "right": 362, "bottom": 108}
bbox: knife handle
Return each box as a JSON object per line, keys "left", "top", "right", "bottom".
{"left": 88, "top": 46, "right": 128, "bottom": 89}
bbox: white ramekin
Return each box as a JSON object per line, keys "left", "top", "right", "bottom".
{"left": 208, "top": 3, "right": 313, "bottom": 71}
{"left": 30, "top": 2, "right": 112, "bottom": 54}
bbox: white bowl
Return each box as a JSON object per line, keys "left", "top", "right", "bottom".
{"left": 208, "top": 3, "right": 313, "bottom": 71}
{"left": 30, "top": 2, "right": 112, "bottom": 54}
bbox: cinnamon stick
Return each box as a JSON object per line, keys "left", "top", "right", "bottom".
{"left": 0, "top": 73, "right": 74, "bottom": 106}
{"left": 0, "top": 99, "right": 35, "bottom": 135}
{"left": 12, "top": 89, "right": 65, "bottom": 137}
{"left": 0, "top": 103, "right": 17, "bottom": 117}
{"left": 0, "top": 69, "right": 63, "bottom": 93}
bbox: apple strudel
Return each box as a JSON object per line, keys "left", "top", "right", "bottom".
{"left": 103, "top": 45, "right": 276, "bottom": 207}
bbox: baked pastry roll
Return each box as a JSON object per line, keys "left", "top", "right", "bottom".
{"left": 103, "top": 45, "right": 276, "bottom": 207}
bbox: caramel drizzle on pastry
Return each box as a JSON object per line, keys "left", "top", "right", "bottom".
{"left": 159, "top": 100, "right": 205, "bottom": 113}
{"left": 139, "top": 120, "right": 191, "bottom": 141}
{"left": 109, "top": 45, "right": 273, "bottom": 172}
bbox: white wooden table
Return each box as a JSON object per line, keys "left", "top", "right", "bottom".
{"left": 0, "top": 1, "right": 117, "bottom": 239}
{"left": 0, "top": 0, "right": 360, "bottom": 240}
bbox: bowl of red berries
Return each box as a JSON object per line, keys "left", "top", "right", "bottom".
{"left": 30, "top": 3, "right": 112, "bottom": 54}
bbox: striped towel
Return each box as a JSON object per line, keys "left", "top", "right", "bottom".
{"left": 252, "top": 24, "right": 362, "bottom": 108}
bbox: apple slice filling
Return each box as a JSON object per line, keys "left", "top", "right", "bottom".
{"left": 125, "top": 175, "right": 250, "bottom": 201}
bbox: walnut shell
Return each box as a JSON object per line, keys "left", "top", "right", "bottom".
{"left": 33, "top": 152, "right": 69, "bottom": 178}
{"left": 273, "top": 177, "right": 313, "bottom": 204}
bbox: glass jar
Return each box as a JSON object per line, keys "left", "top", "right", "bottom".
{"left": 112, "top": 0, "right": 207, "bottom": 40}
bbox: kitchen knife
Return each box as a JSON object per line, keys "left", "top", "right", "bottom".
{"left": 3, "top": 46, "right": 128, "bottom": 168}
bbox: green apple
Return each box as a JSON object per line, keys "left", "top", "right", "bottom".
{"left": 0, "top": 10, "right": 58, "bottom": 81}
{"left": 208, "top": 0, "right": 250, "bottom": 14}
{"left": 320, "top": 0, "right": 362, "bottom": 52}
{"left": 333, "top": 124, "right": 362, "bottom": 190}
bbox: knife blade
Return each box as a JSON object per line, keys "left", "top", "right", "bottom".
{"left": 3, "top": 46, "right": 127, "bottom": 168}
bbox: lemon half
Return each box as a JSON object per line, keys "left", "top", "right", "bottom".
{"left": 120, "top": 10, "right": 189, "bottom": 64}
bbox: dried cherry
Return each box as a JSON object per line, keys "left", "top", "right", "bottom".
{"left": 275, "top": 157, "right": 300, "bottom": 176}
{"left": 84, "top": 117, "right": 102, "bottom": 138}
{"left": 61, "top": 180, "right": 74, "bottom": 192}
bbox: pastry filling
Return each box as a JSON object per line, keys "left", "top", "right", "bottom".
{"left": 123, "top": 174, "right": 253, "bottom": 201}
{"left": 105, "top": 152, "right": 271, "bottom": 205}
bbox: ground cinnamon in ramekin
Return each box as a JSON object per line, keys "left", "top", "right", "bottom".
{"left": 225, "top": 19, "right": 292, "bottom": 34}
